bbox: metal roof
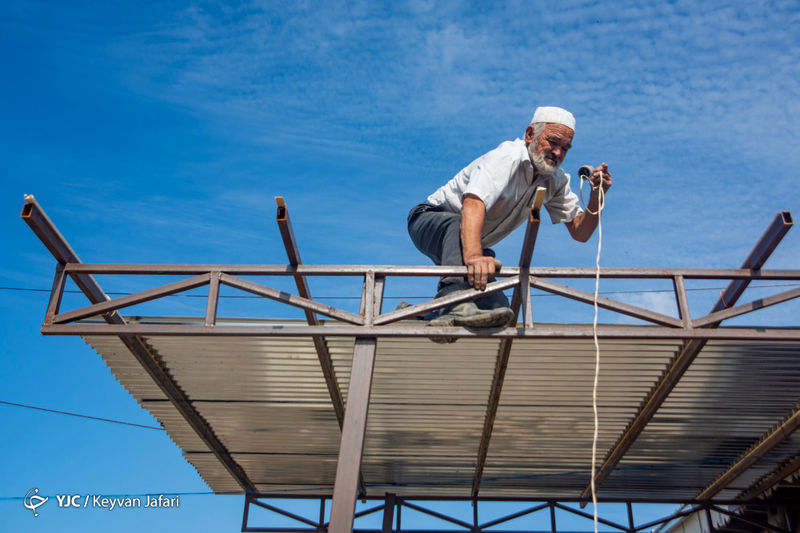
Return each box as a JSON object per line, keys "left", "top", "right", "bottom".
{"left": 22, "top": 196, "right": 799, "bottom": 533}
{"left": 82, "top": 320, "right": 800, "bottom": 501}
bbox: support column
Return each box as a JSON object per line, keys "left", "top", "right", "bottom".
{"left": 382, "top": 493, "right": 396, "bottom": 533}
{"left": 472, "top": 188, "right": 546, "bottom": 498}
{"left": 329, "top": 337, "right": 378, "bottom": 533}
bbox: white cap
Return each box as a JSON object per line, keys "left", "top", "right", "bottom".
{"left": 531, "top": 106, "right": 575, "bottom": 130}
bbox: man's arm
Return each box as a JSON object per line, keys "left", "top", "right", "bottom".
{"left": 565, "top": 163, "right": 612, "bottom": 242}
{"left": 462, "top": 194, "right": 502, "bottom": 290}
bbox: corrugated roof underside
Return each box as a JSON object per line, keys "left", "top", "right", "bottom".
{"left": 480, "top": 339, "right": 681, "bottom": 498}
{"left": 82, "top": 328, "right": 800, "bottom": 500}
{"left": 358, "top": 338, "right": 500, "bottom": 496}
{"left": 602, "top": 341, "right": 800, "bottom": 500}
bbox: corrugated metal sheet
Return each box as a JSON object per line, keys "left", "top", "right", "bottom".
{"left": 82, "top": 323, "right": 800, "bottom": 501}
{"left": 602, "top": 341, "right": 800, "bottom": 500}
{"left": 481, "top": 339, "right": 682, "bottom": 498}
{"left": 360, "top": 337, "right": 499, "bottom": 496}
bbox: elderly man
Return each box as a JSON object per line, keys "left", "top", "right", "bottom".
{"left": 407, "top": 106, "right": 612, "bottom": 334}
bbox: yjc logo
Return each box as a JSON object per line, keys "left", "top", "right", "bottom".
{"left": 23, "top": 488, "right": 49, "bottom": 517}
{"left": 56, "top": 494, "right": 82, "bottom": 507}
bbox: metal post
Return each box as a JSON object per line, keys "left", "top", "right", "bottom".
{"left": 329, "top": 337, "right": 379, "bottom": 533}
{"left": 205, "top": 271, "right": 221, "bottom": 326}
{"left": 241, "top": 494, "right": 251, "bottom": 531}
{"left": 673, "top": 275, "right": 691, "bottom": 329}
{"left": 396, "top": 500, "right": 402, "bottom": 533}
{"left": 626, "top": 502, "right": 634, "bottom": 533}
{"left": 44, "top": 263, "right": 67, "bottom": 325}
{"left": 472, "top": 189, "right": 545, "bottom": 498}
{"left": 382, "top": 493, "right": 396, "bottom": 533}
{"left": 275, "top": 196, "right": 347, "bottom": 427}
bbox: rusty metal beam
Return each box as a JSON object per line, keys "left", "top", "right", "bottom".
{"left": 712, "top": 212, "right": 793, "bottom": 311}
{"left": 581, "top": 211, "right": 793, "bottom": 501}
{"left": 696, "top": 405, "right": 800, "bottom": 501}
{"left": 60, "top": 262, "right": 800, "bottom": 280}
{"left": 692, "top": 286, "right": 800, "bottom": 328}
{"left": 40, "top": 322, "right": 800, "bottom": 340}
{"left": 472, "top": 189, "right": 546, "bottom": 499}
{"left": 738, "top": 454, "right": 800, "bottom": 501}
{"left": 275, "top": 197, "right": 347, "bottom": 429}
{"left": 21, "top": 196, "right": 256, "bottom": 492}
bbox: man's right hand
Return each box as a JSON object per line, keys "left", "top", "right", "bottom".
{"left": 465, "top": 255, "right": 502, "bottom": 291}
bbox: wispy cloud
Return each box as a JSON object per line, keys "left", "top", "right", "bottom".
{"left": 6, "top": 0, "right": 799, "bottom": 270}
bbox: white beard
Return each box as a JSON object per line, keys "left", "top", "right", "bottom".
{"left": 528, "top": 143, "right": 560, "bottom": 176}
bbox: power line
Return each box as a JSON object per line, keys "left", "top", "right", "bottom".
{"left": 0, "top": 400, "right": 164, "bottom": 431}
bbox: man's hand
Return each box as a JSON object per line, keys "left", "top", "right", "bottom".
{"left": 566, "top": 162, "right": 613, "bottom": 242}
{"left": 465, "top": 255, "right": 502, "bottom": 291}
{"left": 589, "top": 162, "right": 612, "bottom": 193}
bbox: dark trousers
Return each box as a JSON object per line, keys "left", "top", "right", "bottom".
{"left": 407, "top": 203, "right": 498, "bottom": 301}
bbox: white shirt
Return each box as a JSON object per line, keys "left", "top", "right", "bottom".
{"left": 426, "top": 138, "right": 582, "bottom": 247}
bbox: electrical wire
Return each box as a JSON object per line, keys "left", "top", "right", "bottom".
{"left": 2, "top": 284, "right": 798, "bottom": 300}
{"left": 0, "top": 400, "right": 164, "bottom": 431}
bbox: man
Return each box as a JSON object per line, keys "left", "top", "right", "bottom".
{"left": 407, "top": 106, "right": 612, "bottom": 334}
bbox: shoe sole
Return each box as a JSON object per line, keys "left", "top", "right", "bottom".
{"left": 429, "top": 308, "right": 515, "bottom": 328}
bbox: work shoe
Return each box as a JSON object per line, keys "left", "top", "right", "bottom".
{"left": 475, "top": 289, "right": 511, "bottom": 312}
{"left": 427, "top": 301, "right": 515, "bottom": 344}
{"left": 432, "top": 301, "right": 513, "bottom": 328}
{"left": 475, "top": 290, "right": 516, "bottom": 328}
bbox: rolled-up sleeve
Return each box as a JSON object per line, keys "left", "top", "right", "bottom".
{"left": 545, "top": 173, "right": 582, "bottom": 224}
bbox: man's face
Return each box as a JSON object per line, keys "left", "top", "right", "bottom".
{"left": 526, "top": 123, "right": 574, "bottom": 175}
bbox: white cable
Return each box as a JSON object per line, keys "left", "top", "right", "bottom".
{"left": 581, "top": 172, "right": 605, "bottom": 533}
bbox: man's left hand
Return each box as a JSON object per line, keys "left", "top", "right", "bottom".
{"left": 590, "top": 163, "right": 612, "bottom": 193}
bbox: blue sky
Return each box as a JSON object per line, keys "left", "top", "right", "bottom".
{"left": 2, "top": 0, "right": 799, "bottom": 531}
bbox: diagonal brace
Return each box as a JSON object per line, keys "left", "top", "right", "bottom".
{"left": 530, "top": 277, "right": 685, "bottom": 327}
{"left": 52, "top": 274, "right": 211, "bottom": 324}
{"left": 219, "top": 273, "right": 364, "bottom": 325}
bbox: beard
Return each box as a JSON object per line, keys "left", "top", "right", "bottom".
{"left": 528, "top": 143, "right": 560, "bottom": 176}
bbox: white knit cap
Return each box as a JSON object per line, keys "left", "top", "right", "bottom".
{"left": 531, "top": 106, "right": 575, "bottom": 130}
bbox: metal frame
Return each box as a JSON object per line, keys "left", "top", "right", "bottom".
{"left": 21, "top": 196, "right": 257, "bottom": 493}
{"left": 33, "top": 261, "right": 800, "bottom": 339}
{"left": 21, "top": 197, "right": 800, "bottom": 533}
{"left": 240, "top": 493, "right": 795, "bottom": 533}
{"left": 581, "top": 212, "right": 794, "bottom": 503}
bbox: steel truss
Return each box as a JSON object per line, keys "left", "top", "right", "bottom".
{"left": 20, "top": 196, "right": 800, "bottom": 533}
{"left": 241, "top": 494, "right": 797, "bottom": 533}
